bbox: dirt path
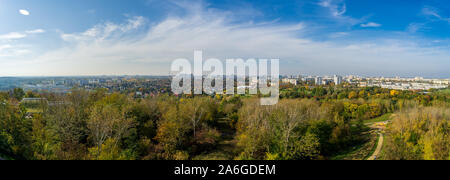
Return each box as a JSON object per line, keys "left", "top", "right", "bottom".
{"left": 366, "top": 120, "right": 390, "bottom": 160}
{"left": 368, "top": 133, "right": 384, "bottom": 160}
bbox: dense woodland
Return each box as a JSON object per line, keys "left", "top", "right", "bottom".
{"left": 0, "top": 86, "right": 449, "bottom": 160}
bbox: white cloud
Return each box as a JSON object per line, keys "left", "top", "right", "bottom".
{"left": 318, "top": 0, "right": 332, "bottom": 7}
{"left": 1, "top": 2, "right": 449, "bottom": 77}
{"left": 422, "top": 6, "right": 450, "bottom": 23}
{"left": 407, "top": 23, "right": 429, "bottom": 33}
{"left": 361, "top": 22, "right": 381, "bottom": 28}
{"left": 0, "top": 32, "right": 27, "bottom": 40}
{"left": 0, "top": 45, "right": 31, "bottom": 57}
{"left": 407, "top": 6, "right": 450, "bottom": 34}
{"left": 422, "top": 7, "right": 441, "bottom": 19}
{"left": 329, "top": 32, "right": 349, "bottom": 38}
{"left": 0, "top": 29, "right": 45, "bottom": 42}
{"left": 26, "top": 29, "right": 45, "bottom": 34}
{"left": 0, "top": 44, "right": 13, "bottom": 51}
{"left": 319, "top": 0, "right": 347, "bottom": 17}
{"left": 19, "top": 9, "right": 30, "bottom": 16}
{"left": 318, "top": 0, "right": 365, "bottom": 26}
{"left": 124, "top": 16, "right": 145, "bottom": 31}
{"left": 61, "top": 16, "right": 145, "bottom": 42}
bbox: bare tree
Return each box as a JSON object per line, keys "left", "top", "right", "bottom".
{"left": 87, "top": 104, "right": 133, "bottom": 157}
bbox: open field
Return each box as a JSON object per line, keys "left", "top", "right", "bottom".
{"left": 334, "top": 113, "right": 392, "bottom": 160}
{"left": 437, "top": 89, "right": 450, "bottom": 94}
{"left": 26, "top": 108, "right": 43, "bottom": 114}
{"left": 364, "top": 113, "right": 392, "bottom": 124}
{"left": 331, "top": 132, "right": 378, "bottom": 160}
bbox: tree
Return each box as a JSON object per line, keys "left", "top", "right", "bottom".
{"left": 384, "top": 107, "right": 449, "bottom": 160}
{"left": 13, "top": 88, "right": 25, "bottom": 101}
{"left": 288, "top": 133, "right": 320, "bottom": 160}
{"left": 128, "top": 98, "right": 160, "bottom": 140}
{"left": 154, "top": 104, "right": 192, "bottom": 159}
{"left": 46, "top": 93, "right": 89, "bottom": 160}
{"left": 337, "top": 92, "right": 347, "bottom": 100}
{"left": 348, "top": 91, "right": 358, "bottom": 99}
{"left": 87, "top": 104, "right": 134, "bottom": 159}
{"left": 390, "top": 90, "right": 399, "bottom": 97}
{"left": 89, "top": 138, "right": 135, "bottom": 160}
{"left": 31, "top": 114, "right": 60, "bottom": 160}
{"left": 25, "top": 91, "right": 38, "bottom": 98}
{"left": 179, "top": 97, "right": 216, "bottom": 140}
{"left": 358, "top": 90, "right": 366, "bottom": 99}
{"left": 0, "top": 99, "right": 32, "bottom": 159}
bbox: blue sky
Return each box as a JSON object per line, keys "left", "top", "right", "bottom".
{"left": 0, "top": 0, "right": 449, "bottom": 78}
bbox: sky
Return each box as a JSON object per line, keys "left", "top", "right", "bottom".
{"left": 0, "top": 0, "right": 449, "bottom": 78}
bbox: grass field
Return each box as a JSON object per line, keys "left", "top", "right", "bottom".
{"left": 436, "top": 88, "right": 450, "bottom": 95}
{"left": 331, "top": 132, "right": 378, "bottom": 160}
{"left": 363, "top": 113, "right": 392, "bottom": 124}
{"left": 333, "top": 113, "right": 393, "bottom": 160}
{"left": 26, "top": 108, "right": 43, "bottom": 113}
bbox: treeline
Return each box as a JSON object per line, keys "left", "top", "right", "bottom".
{"left": 0, "top": 87, "right": 449, "bottom": 160}
{"left": 1, "top": 89, "right": 237, "bottom": 160}
{"left": 383, "top": 107, "right": 450, "bottom": 160}
{"left": 281, "top": 86, "right": 448, "bottom": 106}
{"left": 236, "top": 99, "right": 357, "bottom": 160}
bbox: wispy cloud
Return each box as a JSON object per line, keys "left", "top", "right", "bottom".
{"left": 0, "top": 29, "right": 45, "bottom": 40}
{"left": 0, "top": 29, "right": 45, "bottom": 60}
{"left": 0, "top": 44, "right": 31, "bottom": 57}
{"left": 0, "top": 44, "right": 13, "bottom": 51}
{"left": 0, "top": 32, "right": 27, "bottom": 40}
{"left": 407, "top": 23, "right": 428, "bottom": 33}
{"left": 361, "top": 22, "right": 381, "bottom": 28}
{"left": 26, "top": 29, "right": 45, "bottom": 34}
{"left": 318, "top": 0, "right": 366, "bottom": 26}
{"left": 4, "top": 2, "right": 441, "bottom": 77}
{"left": 422, "top": 6, "right": 450, "bottom": 23}
{"left": 329, "top": 32, "right": 349, "bottom": 38}
{"left": 61, "top": 16, "right": 145, "bottom": 42}
{"left": 422, "top": 7, "right": 441, "bottom": 19}
{"left": 319, "top": 0, "right": 347, "bottom": 17}
{"left": 1, "top": 1, "right": 448, "bottom": 77}
{"left": 406, "top": 6, "right": 449, "bottom": 34}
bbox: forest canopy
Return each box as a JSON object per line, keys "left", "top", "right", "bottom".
{"left": 0, "top": 86, "right": 449, "bottom": 160}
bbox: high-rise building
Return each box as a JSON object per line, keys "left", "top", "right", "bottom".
{"left": 315, "top": 77, "right": 323, "bottom": 85}
{"left": 282, "top": 78, "right": 298, "bottom": 85}
{"left": 334, "top": 75, "right": 343, "bottom": 85}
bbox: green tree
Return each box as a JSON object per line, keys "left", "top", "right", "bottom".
{"left": 13, "top": 88, "right": 25, "bottom": 101}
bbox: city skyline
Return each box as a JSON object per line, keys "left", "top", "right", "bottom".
{"left": 1, "top": 0, "right": 450, "bottom": 77}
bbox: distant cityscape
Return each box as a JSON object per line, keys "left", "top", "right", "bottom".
{"left": 0, "top": 76, "right": 171, "bottom": 97}
{"left": 0, "top": 74, "right": 448, "bottom": 95}
{"left": 282, "top": 75, "right": 449, "bottom": 90}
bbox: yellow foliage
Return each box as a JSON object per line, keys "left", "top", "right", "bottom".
{"left": 173, "top": 151, "right": 189, "bottom": 160}
{"left": 385, "top": 107, "right": 450, "bottom": 160}
{"left": 265, "top": 152, "right": 280, "bottom": 160}
{"left": 422, "top": 136, "right": 435, "bottom": 160}
{"left": 348, "top": 91, "right": 358, "bottom": 99}
{"left": 390, "top": 90, "right": 400, "bottom": 96}
{"left": 89, "top": 138, "right": 134, "bottom": 160}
